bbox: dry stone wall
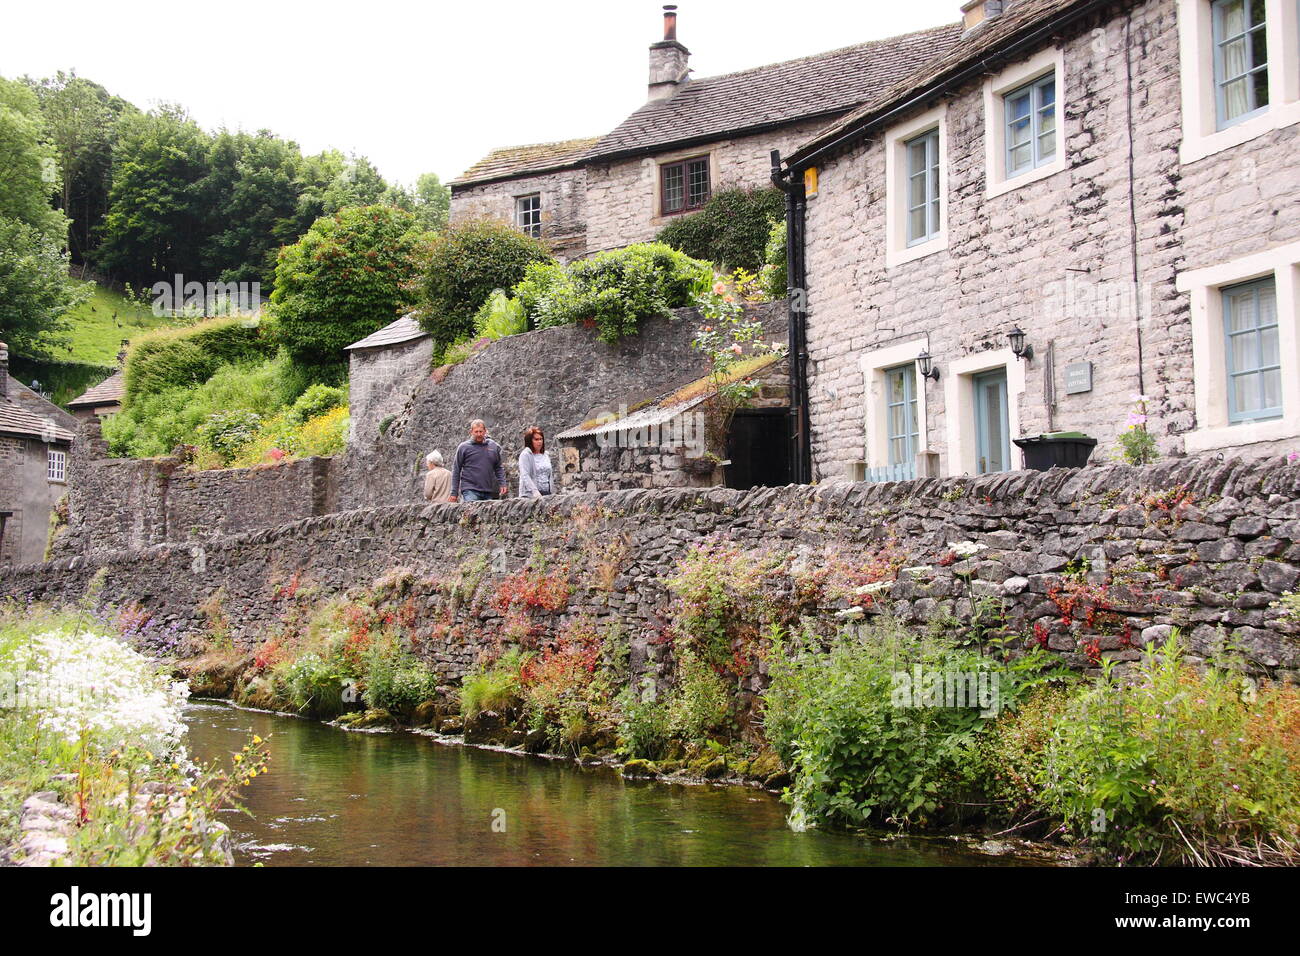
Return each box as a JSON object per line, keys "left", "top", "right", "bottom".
{"left": 7, "top": 456, "right": 1299, "bottom": 685}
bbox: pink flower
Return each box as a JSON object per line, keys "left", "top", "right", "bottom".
{"left": 1127, "top": 412, "right": 1148, "bottom": 426}
{"left": 713, "top": 282, "right": 726, "bottom": 296}
{"left": 1288, "top": 452, "right": 1299, "bottom": 464}
{"left": 730, "top": 343, "right": 743, "bottom": 355}
{"left": 267, "top": 448, "right": 286, "bottom": 462}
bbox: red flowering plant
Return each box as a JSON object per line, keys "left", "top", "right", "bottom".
{"left": 517, "top": 618, "right": 617, "bottom": 751}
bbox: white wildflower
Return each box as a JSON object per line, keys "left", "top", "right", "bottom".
{"left": 854, "top": 581, "right": 891, "bottom": 595}
{"left": 948, "top": 541, "right": 989, "bottom": 559}
{"left": 835, "top": 607, "right": 866, "bottom": 621}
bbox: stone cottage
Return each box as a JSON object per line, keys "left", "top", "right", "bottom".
{"left": 0, "top": 342, "right": 77, "bottom": 567}
{"left": 449, "top": 6, "right": 966, "bottom": 259}
{"left": 770, "top": 0, "right": 1300, "bottom": 482}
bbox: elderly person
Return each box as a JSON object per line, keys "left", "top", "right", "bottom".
{"left": 518, "top": 426, "right": 554, "bottom": 498}
{"left": 449, "top": 419, "right": 508, "bottom": 502}
{"left": 423, "top": 450, "right": 452, "bottom": 502}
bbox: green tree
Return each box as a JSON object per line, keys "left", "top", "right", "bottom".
{"left": 416, "top": 218, "right": 554, "bottom": 356}
{"left": 0, "top": 77, "right": 67, "bottom": 239}
{"left": 413, "top": 172, "right": 450, "bottom": 232}
{"left": 270, "top": 204, "right": 428, "bottom": 368}
{"left": 0, "top": 217, "right": 90, "bottom": 356}
{"left": 94, "top": 105, "right": 210, "bottom": 286}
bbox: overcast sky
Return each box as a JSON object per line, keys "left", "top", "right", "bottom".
{"left": 1, "top": 0, "right": 966, "bottom": 187}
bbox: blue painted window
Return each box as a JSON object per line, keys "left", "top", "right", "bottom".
{"left": 885, "top": 364, "right": 919, "bottom": 466}
{"left": 1004, "top": 73, "right": 1056, "bottom": 177}
{"left": 1223, "top": 276, "right": 1281, "bottom": 423}
{"left": 905, "top": 129, "right": 941, "bottom": 245}
{"left": 1212, "top": 0, "right": 1269, "bottom": 129}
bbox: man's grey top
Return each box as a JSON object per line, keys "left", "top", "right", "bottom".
{"left": 517, "top": 448, "right": 554, "bottom": 497}
{"left": 451, "top": 437, "right": 506, "bottom": 496}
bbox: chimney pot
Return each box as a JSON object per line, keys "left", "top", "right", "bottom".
{"left": 648, "top": 6, "right": 690, "bottom": 101}
{"left": 663, "top": 4, "right": 677, "bottom": 41}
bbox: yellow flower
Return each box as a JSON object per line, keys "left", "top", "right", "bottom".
{"left": 252, "top": 735, "right": 263, "bottom": 745}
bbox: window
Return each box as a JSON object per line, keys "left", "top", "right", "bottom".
{"left": 515, "top": 194, "right": 542, "bottom": 238}
{"left": 660, "top": 156, "right": 710, "bottom": 215}
{"left": 1213, "top": 0, "right": 1270, "bottom": 127}
{"left": 1004, "top": 74, "right": 1057, "bottom": 177}
{"left": 47, "top": 449, "right": 66, "bottom": 483}
{"left": 884, "top": 104, "right": 948, "bottom": 267}
{"left": 982, "top": 47, "right": 1066, "bottom": 198}
{"left": 1176, "top": 240, "right": 1300, "bottom": 454}
{"left": 944, "top": 349, "right": 1026, "bottom": 476}
{"left": 905, "top": 130, "right": 941, "bottom": 245}
{"left": 1223, "top": 277, "right": 1282, "bottom": 421}
{"left": 885, "top": 364, "right": 920, "bottom": 465}
{"left": 1178, "top": 0, "right": 1300, "bottom": 163}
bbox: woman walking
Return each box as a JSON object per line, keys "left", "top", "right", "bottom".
{"left": 518, "top": 426, "right": 554, "bottom": 498}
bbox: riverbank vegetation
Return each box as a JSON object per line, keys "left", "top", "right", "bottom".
{"left": 0, "top": 597, "right": 266, "bottom": 865}
{"left": 91, "top": 528, "right": 1300, "bottom": 866}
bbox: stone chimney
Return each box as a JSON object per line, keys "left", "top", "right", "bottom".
{"left": 961, "top": 0, "right": 1004, "bottom": 30}
{"left": 648, "top": 5, "right": 690, "bottom": 102}
{"left": 0, "top": 341, "right": 8, "bottom": 401}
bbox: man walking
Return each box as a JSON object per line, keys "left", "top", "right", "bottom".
{"left": 449, "top": 419, "right": 508, "bottom": 502}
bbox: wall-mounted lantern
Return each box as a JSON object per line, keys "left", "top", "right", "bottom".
{"left": 917, "top": 350, "right": 940, "bottom": 382}
{"left": 1008, "top": 326, "right": 1034, "bottom": 362}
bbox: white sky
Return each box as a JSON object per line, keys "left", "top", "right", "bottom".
{"left": 1, "top": 0, "right": 965, "bottom": 187}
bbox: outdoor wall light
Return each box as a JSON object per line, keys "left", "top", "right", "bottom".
{"left": 916, "top": 351, "right": 940, "bottom": 382}
{"left": 1008, "top": 326, "right": 1034, "bottom": 362}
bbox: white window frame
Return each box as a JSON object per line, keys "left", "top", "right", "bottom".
{"left": 860, "top": 338, "right": 932, "bottom": 470}
{"left": 515, "top": 193, "right": 542, "bottom": 238}
{"left": 47, "top": 448, "right": 66, "bottom": 483}
{"left": 982, "top": 47, "right": 1067, "bottom": 199}
{"left": 1178, "top": 0, "right": 1300, "bottom": 164}
{"left": 944, "top": 349, "right": 1027, "bottom": 475}
{"left": 884, "top": 104, "right": 948, "bottom": 268}
{"left": 1176, "top": 240, "right": 1300, "bottom": 452}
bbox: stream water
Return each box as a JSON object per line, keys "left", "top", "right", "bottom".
{"left": 185, "top": 702, "right": 1036, "bottom": 866}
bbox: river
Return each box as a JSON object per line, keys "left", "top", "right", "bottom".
{"left": 185, "top": 702, "right": 1037, "bottom": 866}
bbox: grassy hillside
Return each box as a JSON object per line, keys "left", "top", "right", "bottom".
{"left": 40, "top": 282, "right": 181, "bottom": 366}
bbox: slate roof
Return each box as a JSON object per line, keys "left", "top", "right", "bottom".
{"left": 451, "top": 137, "right": 600, "bottom": 188}
{"left": 0, "top": 397, "right": 75, "bottom": 443}
{"left": 789, "top": 0, "right": 1095, "bottom": 165}
{"left": 582, "top": 22, "right": 965, "bottom": 164}
{"left": 556, "top": 393, "right": 711, "bottom": 441}
{"left": 345, "top": 314, "right": 430, "bottom": 351}
{"left": 67, "top": 369, "right": 124, "bottom": 409}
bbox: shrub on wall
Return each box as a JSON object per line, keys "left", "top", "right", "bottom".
{"left": 415, "top": 219, "right": 554, "bottom": 358}
{"left": 513, "top": 243, "right": 711, "bottom": 343}
{"left": 655, "top": 187, "right": 785, "bottom": 274}
{"left": 762, "top": 218, "right": 787, "bottom": 299}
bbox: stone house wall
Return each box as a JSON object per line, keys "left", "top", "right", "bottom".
{"left": 450, "top": 166, "right": 589, "bottom": 260}
{"left": 347, "top": 334, "right": 434, "bottom": 448}
{"left": 584, "top": 121, "right": 828, "bottom": 255}
{"left": 0, "top": 435, "right": 70, "bottom": 568}
{"left": 5, "top": 456, "right": 1299, "bottom": 686}
{"left": 801, "top": 0, "right": 1300, "bottom": 484}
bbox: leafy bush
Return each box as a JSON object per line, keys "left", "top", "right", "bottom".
{"left": 416, "top": 218, "right": 553, "bottom": 358}
{"left": 197, "top": 409, "right": 263, "bottom": 462}
{"left": 666, "top": 647, "right": 732, "bottom": 743}
{"left": 665, "top": 540, "right": 776, "bottom": 672}
{"left": 287, "top": 383, "right": 347, "bottom": 425}
{"left": 655, "top": 187, "right": 785, "bottom": 273}
{"left": 123, "top": 317, "right": 270, "bottom": 403}
{"left": 363, "top": 640, "right": 438, "bottom": 714}
{"left": 617, "top": 690, "right": 672, "bottom": 760}
{"left": 473, "top": 289, "right": 528, "bottom": 339}
{"left": 1031, "top": 642, "right": 1300, "bottom": 864}
{"left": 762, "top": 621, "right": 1049, "bottom": 828}
{"left": 513, "top": 243, "right": 710, "bottom": 343}
{"left": 278, "top": 652, "right": 347, "bottom": 720}
{"left": 271, "top": 204, "right": 429, "bottom": 368}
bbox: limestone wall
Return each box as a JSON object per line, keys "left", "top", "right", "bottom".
{"left": 450, "top": 166, "right": 588, "bottom": 260}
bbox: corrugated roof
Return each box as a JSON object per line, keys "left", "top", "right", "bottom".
{"left": 67, "top": 369, "right": 124, "bottom": 408}
{"left": 557, "top": 393, "right": 711, "bottom": 441}
{"left": 451, "top": 137, "right": 600, "bottom": 188}
{"left": 0, "top": 399, "right": 74, "bottom": 443}
{"left": 583, "top": 22, "right": 965, "bottom": 163}
{"left": 345, "top": 314, "right": 430, "bottom": 351}
{"left": 790, "top": 0, "right": 1094, "bottom": 165}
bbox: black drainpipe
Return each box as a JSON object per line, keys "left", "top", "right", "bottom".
{"left": 770, "top": 149, "right": 811, "bottom": 485}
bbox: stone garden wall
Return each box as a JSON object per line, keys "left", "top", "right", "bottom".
{"left": 7, "top": 456, "right": 1300, "bottom": 685}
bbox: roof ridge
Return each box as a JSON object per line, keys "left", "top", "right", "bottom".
{"left": 682, "top": 20, "right": 962, "bottom": 87}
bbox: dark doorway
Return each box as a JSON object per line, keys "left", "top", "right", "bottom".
{"left": 725, "top": 409, "right": 794, "bottom": 490}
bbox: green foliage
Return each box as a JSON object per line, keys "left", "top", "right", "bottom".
{"left": 413, "top": 172, "right": 451, "bottom": 233}
{"left": 514, "top": 242, "right": 710, "bottom": 344}
{"left": 416, "top": 218, "right": 554, "bottom": 357}
{"left": 460, "top": 649, "right": 524, "bottom": 718}
{"left": 271, "top": 204, "right": 428, "bottom": 368}
{"left": 287, "top": 382, "right": 347, "bottom": 425}
{"left": 617, "top": 689, "right": 673, "bottom": 760}
{"left": 122, "top": 316, "right": 270, "bottom": 403}
{"left": 762, "top": 218, "right": 787, "bottom": 299}
{"left": 0, "top": 77, "right": 69, "bottom": 240}
{"left": 1117, "top": 394, "right": 1159, "bottom": 465}
{"left": 363, "top": 640, "right": 439, "bottom": 714}
{"left": 473, "top": 289, "right": 528, "bottom": 339}
{"left": 1273, "top": 590, "right": 1300, "bottom": 624}
{"left": 667, "top": 647, "right": 733, "bottom": 743}
{"left": 665, "top": 539, "right": 776, "bottom": 670}
{"left": 762, "top": 621, "right": 1050, "bottom": 828}
{"left": 655, "top": 187, "right": 785, "bottom": 273}
{"left": 197, "top": 409, "right": 263, "bottom": 461}
{"left": 280, "top": 652, "right": 347, "bottom": 720}
{"left": 0, "top": 216, "right": 90, "bottom": 357}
